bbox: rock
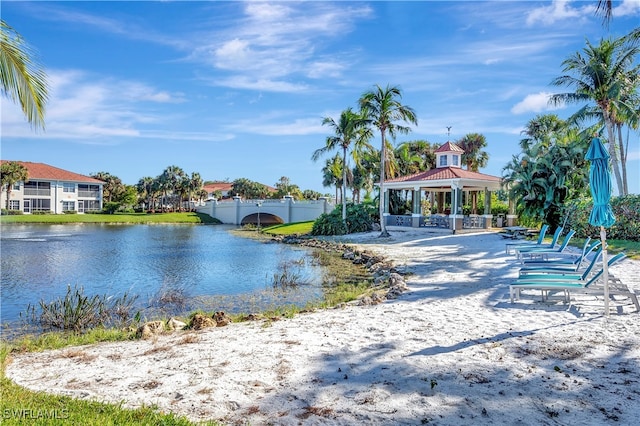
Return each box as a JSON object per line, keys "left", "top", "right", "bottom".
{"left": 213, "top": 311, "right": 231, "bottom": 327}
{"left": 358, "top": 296, "right": 373, "bottom": 306}
{"left": 166, "top": 317, "right": 187, "bottom": 331}
{"left": 136, "top": 320, "right": 164, "bottom": 339}
{"left": 191, "top": 313, "right": 216, "bottom": 330}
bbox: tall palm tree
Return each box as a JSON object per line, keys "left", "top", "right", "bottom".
{"left": 136, "top": 176, "right": 155, "bottom": 212}
{"left": 313, "top": 108, "right": 372, "bottom": 222}
{"left": 321, "top": 154, "right": 344, "bottom": 203}
{"left": 359, "top": 84, "right": 417, "bottom": 237}
{"left": 455, "top": 133, "right": 489, "bottom": 214}
{"left": 456, "top": 133, "right": 489, "bottom": 172}
{"left": 188, "top": 172, "right": 203, "bottom": 209}
{"left": 0, "top": 20, "right": 48, "bottom": 130}
{"left": 550, "top": 35, "right": 639, "bottom": 196}
{"left": 1, "top": 161, "right": 28, "bottom": 210}
{"left": 159, "top": 165, "right": 185, "bottom": 211}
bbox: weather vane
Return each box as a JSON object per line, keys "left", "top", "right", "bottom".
{"left": 446, "top": 126, "right": 452, "bottom": 138}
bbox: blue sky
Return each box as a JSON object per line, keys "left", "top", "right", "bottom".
{"left": 2, "top": 0, "right": 639, "bottom": 195}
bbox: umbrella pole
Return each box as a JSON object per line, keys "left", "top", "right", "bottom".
{"left": 601, "top": 226, "right": 609, "bottom": 317}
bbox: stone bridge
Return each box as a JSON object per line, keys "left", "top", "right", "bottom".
{"left": 196, "top": 196, "right": 334, "bottom": 225}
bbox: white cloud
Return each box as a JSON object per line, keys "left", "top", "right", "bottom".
{"left": 614, "top": 0, "right": 640, "bottom": 17}
{"left": 511, "top": 92, "right": 564, "bottom": 114}
{"left": 193, "top": 2, "right": 373, "bottom": 92}
{"left": 525, "top": 0, "right": 591, "bottom": 26}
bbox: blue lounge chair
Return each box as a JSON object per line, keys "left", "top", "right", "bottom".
{"left": 509, "top": 253, "right": 626, "bottom": 303}
{"left": 511, "top": 226, "right": 563, "bottom": 256}
{"left": 516, "top": 229, "right": 575, "bottom": 262}
{"left": 505, "top": 224, "right": 550, "bottom": 254}
{"left": 518, "top": 238, "right": 601, "bottom": 276}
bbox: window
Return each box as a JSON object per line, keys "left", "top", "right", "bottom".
{"left": 12, "top": 182, "right": 20, "bottom": 191}
{"left": 23, "top": 181, "right": 50, "bottom": 196}
{"left": 8, "top": 200, "right": 20, "bottom": 210}
{"left": 452, "top": 155, "right": 459, "bottom": 166}
{"left": 62, "top": 201, "right": 75, "bottom": 211}
{"left": 27, "top": 198, "right": 51, "bottom": 212}
{"left": 78, "top": 184, "right": 100, "bottom": 197}
{"left": 63, "top": 183, "right": 76, "bottom": 193}
{"left": 439, "top": 155, "right": 448, "bottom": 167}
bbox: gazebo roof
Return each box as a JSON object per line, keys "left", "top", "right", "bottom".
{"left": 383, "top": 166, "right": 502, "bottom": 191}
{"left": 435, "top": 141, "right": 464, "bottom": 153}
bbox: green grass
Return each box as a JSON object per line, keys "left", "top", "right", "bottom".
{"left": 568, "top": 237, "right": 640, "bottom": 260}
{"left": 0, "top": 212, "right": 220, "bottom": 224}
{"left": 261, "top": 221, "right": 314, "bottom": 235}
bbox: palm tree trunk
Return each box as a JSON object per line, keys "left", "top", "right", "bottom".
{"left": 616, "top": 123, "right": 628, "bottom": 195}
{"left": 342, "top": 147, "right": 347, "bottom": 222}
{"left": 379, "top": 130, "right": 389, "bottom": 237}
{"left": 604, "top": 117, "right": 624, "bottom": 196}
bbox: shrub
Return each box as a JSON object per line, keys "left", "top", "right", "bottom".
{"left": 311, "top": 202, "right": 376, "bottom": 236}
{"left": 102, "top": 202, "right": 121, "bottom": 214}
{"left": 63, "top": 210, "right": 78, "bottom": 214}
{"left": 565, "top": 195, "right": 640, "bottom": 242}
{"left": 22, "top": 284, "right": 140, "bottom": 333}
{"left": 1, "top": 209, "right": 23, "bottom": 215}
{"left": 32, "top": 210, "right": 51, "bottom": 215}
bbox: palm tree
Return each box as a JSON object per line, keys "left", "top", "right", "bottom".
{"left": 321, "top": 154, "right": 344, "bottom": 203}
{"left": 159, "top": 165, "right": 185, "bottom": 211}
{"left": 359, "top": 84, "right": 417, "bottom": 237}
{"left": 1, "top": 161, "right": 28, "bottom": 210}
{"left": 0, "top": 20, "right": 48, "bottom": 130}
{"left": 455, "top": 133, "right": 489, "bottom": 214}
{"left": 136, "top": 177, "right": 155, "bottom": 212}
{"left": 550, "top": 34, "right": 639, "bottom": 196}
{"left": 188, "top": 172, "right": 203, "bottom": 209}
{"left": 313, "top": 108, "right": 372, "bottom": 222}
{"left": 456, "top": 133, "right": 489, "bottom": 172}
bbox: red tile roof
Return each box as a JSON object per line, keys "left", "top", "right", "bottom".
{"left": 1, "top": 161, "right": 104, "bottom": 184}
{"left": 203, "top": 182, "right": 233, "bottom": 193}
{"left": 435, "top": 141, "right": 464, "bottom": 153}
{"left": 386, "top": 166, "right": 501, "bottom": 183}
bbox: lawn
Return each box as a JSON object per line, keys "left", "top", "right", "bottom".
{"left": 261, "top": 221, "right": 314, "bottom": 235}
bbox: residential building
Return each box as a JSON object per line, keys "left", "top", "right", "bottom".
{"left": 1, "top": 161, "right": 104, "bottom": 214}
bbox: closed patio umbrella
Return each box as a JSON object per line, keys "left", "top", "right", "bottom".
{"left": 585, "top": 137, "right": 616, "bottom": 316}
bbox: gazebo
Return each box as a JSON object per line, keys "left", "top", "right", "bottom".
{"left": 379, "top": 141, "right": 504, "bottom": 232}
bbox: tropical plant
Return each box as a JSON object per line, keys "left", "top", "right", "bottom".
{"left": 1, "top": 160, "right": 28, "bottom": 210}
{"left": 550, "top": 32, "right": 640, "bottom": 196}
{"left": 0, "top": 20, "right": 48, "bottom": 130}
{"left": 313, "top": 108, "right": 372, "bottom": 222}
{"left": 359, "top": 84, "right": 418, "bottom": 236}
{"left": 502, "top": 119, "right": 590, "bottom": 230}
{"left": 91, "top": 171, "right": 125, "bottom": 203}
{"left": 456, "top": 133, "right": 489, "bottom": 214}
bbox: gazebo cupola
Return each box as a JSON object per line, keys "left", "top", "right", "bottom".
{"left": 435, "top": 141, "right": 464, "bottom": 169}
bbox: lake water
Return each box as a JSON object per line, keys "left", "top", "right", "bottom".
{"left": 0, "top": 224, "right": 326, "bottom": 332}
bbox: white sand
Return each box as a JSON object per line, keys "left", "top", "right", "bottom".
{"left": 6, "top": 230, "right": 640, "bottom": 425}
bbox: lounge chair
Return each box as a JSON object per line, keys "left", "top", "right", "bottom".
{"left": 510, "top": 226, "right": 563, "bottom": 257}
{"left": 518, "top": 238, "right": 601, "bottom": 276}
{"left": 516, "top": 229, "right": 575, "bottom": 262}
{"left": 505, "top": 224, "right": 550, "bottom": 254}
{"left": 509, "top": 253, "right": 626, "bottom": 303}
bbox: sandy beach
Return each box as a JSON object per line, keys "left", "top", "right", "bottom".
{"left": 6, "top": 229, "right": 640, "bottom": 425}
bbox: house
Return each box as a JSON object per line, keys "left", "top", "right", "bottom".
{"left": 202, "top": 182, "right": 234, "bottom": 200}
{"left": 1, "top": 161, "right": 104, "bottom": 214}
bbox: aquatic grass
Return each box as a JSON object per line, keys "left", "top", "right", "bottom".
{"left": 22, "top": 285, "right": 139, "bottom": 334}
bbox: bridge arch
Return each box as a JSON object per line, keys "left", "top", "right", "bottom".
{"left": 240, "top": 213, "right": 284, "bottom": 226}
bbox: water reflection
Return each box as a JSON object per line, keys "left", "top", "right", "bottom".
{"left": 0, "top": 224, "right": 325, "bottom": 330}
